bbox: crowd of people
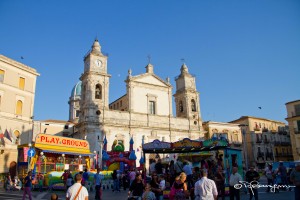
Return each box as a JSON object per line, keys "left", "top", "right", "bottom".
{"left": 2, "top": 159, "right": 300, "bottom": 200}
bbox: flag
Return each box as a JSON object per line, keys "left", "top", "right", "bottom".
{"left": 4, "top": 129, "right": 12, "bottom": 142}
{"left": 0, "top": 133, "right": 4, "bottom": 145}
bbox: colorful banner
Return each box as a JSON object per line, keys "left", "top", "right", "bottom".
{"left": 172, "top": 138, "right": 202, "bottom": 148}
{"left": 24, "top": 147, "right": 29, "bottom": 162}
{"left": 35, "top": 133, "right": 90, "bottom": 150}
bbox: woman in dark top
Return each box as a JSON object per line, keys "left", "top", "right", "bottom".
{"left": 169, "top": 172, "right": 188, "bottom": 200}
{"left": 128, "top": 174, "right": 144, "bottom": 198}
{"left": 150, "top": 173, "right": 161, "bottom": 199}
{"left": 22, "top": 171, "right": 32, "bottom": 200}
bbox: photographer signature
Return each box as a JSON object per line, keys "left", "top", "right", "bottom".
{"left": 234, "top": 181, "right": 295, "bottom": 194}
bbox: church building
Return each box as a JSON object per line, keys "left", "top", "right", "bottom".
{"left": 69, "top": 39, "right": 205, "bottom": 167}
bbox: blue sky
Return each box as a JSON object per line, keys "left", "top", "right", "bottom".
{"left": 0, "top": 0, "right": 299, "bottom": 123}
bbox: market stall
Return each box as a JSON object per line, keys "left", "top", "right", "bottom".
{"left": 18, "top": 134, "right": 95, "bottom": 177}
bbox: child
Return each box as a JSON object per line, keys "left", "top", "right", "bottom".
{"left": 158, "top": 175, "right": 166, "bottom": 200}
{"left": 142, "top": 183, "right": 156, "bottom": 200}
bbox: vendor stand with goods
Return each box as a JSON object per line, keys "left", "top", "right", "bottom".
{"left": 142, "top": 138, "right": 242, "bottom": 199}
{"left": 17, "top": 133, "right": 97, "bottom": 190}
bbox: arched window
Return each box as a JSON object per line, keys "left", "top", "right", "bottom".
{"left": 16, "top": 100, "right": 23, "bottom": 115}
{"left": 0, "top": 69, "right": 4, "bottom": 83}
{"left": 14, "top": 130, "right": 20, "bottom": 144}
{"left": 13, "top": 130, "right": 20, "bottom": 138}
{"left": 179, "top": 101, "right": 183, "bottom": 112}
{"left": 191, "top": 99, "right": 196, "bottom": 112}
{"left": 95, "top": 84, "right": 102, "bottom": 99}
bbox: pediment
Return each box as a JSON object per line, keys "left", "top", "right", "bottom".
{"left": 132, "top": 74, "right": 169, "bottom": 87}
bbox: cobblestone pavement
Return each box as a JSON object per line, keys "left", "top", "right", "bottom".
{"left": 0, "top": 188, "right": 295, "bottom": 200}
{"left": 0, "top": 177, "right": 296, "bottom": 200}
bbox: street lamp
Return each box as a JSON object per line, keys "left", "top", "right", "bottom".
{"left": 27, "top": 143, "right": 32, "bottom": 172}
{"left": 239, "top": 124, "right": 249, "bottom": 169}
{"left": 93, "top": 150, "right": 98, "bottom": 169}
{"left": 62, "top": 154, "right": 65, "bottom": 169}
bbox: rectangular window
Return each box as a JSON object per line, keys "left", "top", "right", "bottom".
{"left": 120, "top": 100, "right": 122, "bottom": 107}
{"left": 149, "top": 101, "right": 156, "bottom": 114}
{"left": 295, "top": 104, "right": 300, "bottom": 116}
{"left": 75, "top": 110, "right": 80, "bottom": 117}
{"left": 233, "top": 134, "right": 238, "bottom": 142}
{"left": 0, "top": 69, "right": 4, "bottom": 83}
{"left": 19, "top": 77, "right": 25, "bottom": 90}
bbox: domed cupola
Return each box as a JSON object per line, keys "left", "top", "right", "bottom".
{"left": 68, "top": 81, "right": 82, "bottom": 123}
{"left": 71, "top": 81, "right": 82, "bottom": 98}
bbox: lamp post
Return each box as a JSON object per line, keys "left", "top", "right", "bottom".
{"left": 239, "top": 124, "right": 249, "bottom": 169}
{"left": 62, "top": 154, "right": 65, "bottom": 170}
{"left": 28, "top": 143, "right": 32, "bottom": 172}
{"left": 94, "top": 150, "right": 98, "bottom": 169}
{"left": 78, "top": 155, "right": 82, "bottom": 171}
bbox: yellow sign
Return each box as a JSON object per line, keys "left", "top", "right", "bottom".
{"left": 35, "top": 134, "right": 90, "bottom": 150}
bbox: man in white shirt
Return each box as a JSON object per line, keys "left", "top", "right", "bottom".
{"left": 66, "top": 173, "right": 89, "bottom": 200}
{"left": 194, "top": 169, "right": 218, "bottom": 200}
{"left": 229, "top": 167, "right": 242, "bottom": 200}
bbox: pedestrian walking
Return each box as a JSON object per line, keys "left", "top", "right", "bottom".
{"left": 66, "top": 173, "right": 89, "bottom": 200}
{"left": 264, "top": 164, "right": 274, "bottom": 192}
{"left": 183, "top": 161, "right": 193, "bottom": 190}
{"left": 142, "top": 183, "right": 156, "bottom": 200}
{"left": 149, "top": 159, "right": 156, "bottom": 175}
{"left": 94, "top": 168, "right": 103, "bottom": 200}
{"left": 245, "top": 166, "right": 260, "bottom": 200}
{"left": 22, "top": 171, "right": 32, "bottom": 200}
{"left": 214, "top": 166, "right": 225, "bottom": 200}
{"left": 194, "top": 169, "right": 218, "bottom": 200}
{"left": 169, "top": 172, "right": 189, "bottom": 200}
{"left": 155, "top": 159, "right": 163, "bottom": 175}
{"left": 112, "top": 170, "right": 120, "bottom": 192}
{"left": 229, "top": 167, "right": 242, "bottom": 200}
{"left": 290, "top": 163, "right": 300, "bottom": 200}
{"left": 277, "top": 162, "right": 288, "bottom": 190}
{"left": 128, "top": 174, "right": 145, "bottom": 200}
{"left": 174, "top": 159, "right": 184, "bottom": 176}
{"left": 50, "top": 193, "right": 58, "bottom": 200}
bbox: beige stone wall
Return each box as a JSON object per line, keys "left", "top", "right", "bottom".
{"left": 32, "top": 120, "right": 75, "bottom": 141}
{"left": 0, "top": 143, "right": 18, "bottom": 174}
{"left": 285, "top": 100, "right": 300, "bottom": 161}
{"left": 0, "top": 55, "right": 39, "bottom": 145}
{"left": 230, "top": 116, "right": 290, "bottom": 168}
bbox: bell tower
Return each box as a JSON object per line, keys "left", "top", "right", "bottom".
{"left": 174, "top": 63, "right": 202, "bottom": 121}
{"left": 77, "top": 39, "right": 111, "bottom": 166}
{"left": 80, "top": 39, "right": 110, "bottom": 116}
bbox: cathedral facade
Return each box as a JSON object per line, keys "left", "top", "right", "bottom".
{"left": 69, "top": 39, "right": 205, "bottom": 167}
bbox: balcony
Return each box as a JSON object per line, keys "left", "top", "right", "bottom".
{"left": 257, "top": 152, "right": 265, "bottom": 160}
{"left": 266, "top": 152, "right": 274, "bottom": 160}
{"left": 254, "top": 127, "right": 261, "bottom": 131}
{"left": 274, "top": 141, "right": 281, "bottom": 146}
{"left": 278, "top": 130, "right": 287, "bottom": 135}
{"left": 264, "top": 139, "right": 269, "bottom": 144}
{"left": 294, "top": 129, "right": 300, "bottom": 134}
{"left": 281, "top": 142, "right": 291, "bottom": 146}
{"left": 232, "top": 141, "right": 242, "bottom": 147}
{"left": 257, "top": 152, "right": 264, "bottom": 157}
{"left": 256, "top": 138, "right": 262, "bottom": 143}
{"left": 275, "top": 153, "right": 282, "bottom": 157}
{"left": 262, "top": 128, "right": 269, "bottom": 132}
